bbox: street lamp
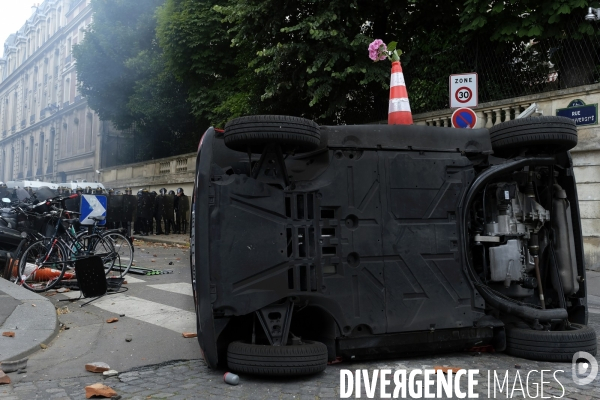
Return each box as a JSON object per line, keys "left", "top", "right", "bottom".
{"left": 585, "top": 7, "right": 600, "bottom": 21}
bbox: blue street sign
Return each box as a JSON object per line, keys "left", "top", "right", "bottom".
{"left": 451, "top": 107, "right": 478, "bottom": 129}
{"left": 80, "top": 194, "right": 107, "bottom": 226}
{"left": 557, "top": 100, "right": 597, "bottom": 126}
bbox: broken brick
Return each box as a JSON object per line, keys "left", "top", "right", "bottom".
{"left": 182, "top": 332, "right": 197, "bottom": 338}
{"left": 85, "top": 362, "right": 111, "bottom": 373}
{"left": 0, "top": 371, "right": 10, "bottom": 384}
{"left": 106, "top": 318, "right": 119, "bottom": 323}
{"left": 2, "top": 332, "right": 15, "bottom": 338}
{"left": 85, "top": 383, "right": 117, "bottom": 398}
{"left": 434, "top": 366, "right": 463, "bottom": 374}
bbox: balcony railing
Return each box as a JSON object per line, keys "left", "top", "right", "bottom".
{"left": 40, "top": 109, "right": 46, "bottom": 119}
{"left": 1, "top": 130, "right": 6, "bottom": 137}
{"left": 63, "top": 101, "right": 70, "bottom": 108}
{"left": 30, "top": 115, "right": 35, "bottom": 125}
{"left": 20, "top": 119, "right": 25, "bottom": 129}
{"left": 64, "top": 54, "right": 72, "bottom": 65}
{"left": 11, "top": 125, "right": 15, "bottom": 133}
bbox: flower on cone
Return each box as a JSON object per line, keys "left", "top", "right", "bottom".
{"left": 367, "top": 39, "right": 412, "bottom": 125}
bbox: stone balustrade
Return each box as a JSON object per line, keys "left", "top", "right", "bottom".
{"left": 100, "top": 152, "right": 196, "bottom": 194}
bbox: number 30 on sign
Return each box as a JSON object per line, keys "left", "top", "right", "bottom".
{"left": 450, "top": 73, "right": 478, "bottom": 108}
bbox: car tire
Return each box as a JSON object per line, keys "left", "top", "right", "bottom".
{"left": 505, "top": 323, "right": 597, "bottom": 362}
{"left": 489, "top": 116, "right": 577, "bottom": 156}
{"left": 224, "top": 115, "right": 320, "bottom": 154}
{"left": 227, "top": 340, "right": 328, "bottom": 376}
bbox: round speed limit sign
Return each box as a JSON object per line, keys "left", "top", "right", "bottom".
{"left": 455, "top": 87, "right": 472, "bottom": 103}
{"left": 450, "top": 73, "right": 478, "bottom": 108}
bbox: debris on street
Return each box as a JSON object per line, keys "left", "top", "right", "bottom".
{"left": 0, "top": 371, "right": 11, "bottom": 384}
{"left": 85, "top": 383, "right": 117, "bottom": 399}
{"left": 56, "top": 306, "right": 71, "bottom": 315}
{"left": 2, "top": 332, "right": 15, "bottom": 338}
{"left": 433, "top": 366, "right": 463, "bottom": 374}
{"left": 182, "top": 332, "right": 197, "bottom": 338}
{"left": 223, "top": 372, "right": 239, "bottom": 385}
{"left": 106, "top": 318, "right": 119, "bottom": 323}
{"left": 103, "top": 370, "right": 118, "bottom": 377}
{"left": 85, "top": 362, "right": 111, "bottom": 373}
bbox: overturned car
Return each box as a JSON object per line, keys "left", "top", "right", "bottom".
{"left": 190, "top": 115, "right": 596, "bottom": 376}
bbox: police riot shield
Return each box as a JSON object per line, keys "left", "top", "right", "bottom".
{"left": 64, "top": 194, "right": 80, "bottom": 213}
{"left": 178, "top": 195, "right": 190, "bottom": 232}
{"left": 123, "top": 195, "right": 137, "bottom": 222}
{"left": 140, "top": 192, "right": 153, "bottom": 219}
{"left": 107, "top": 195, "right": 124, "bottom": 227}
{"left": 154, "top": 194, "right": 165, "bottom": 219}
{"left": 0, "top": 187, "right": 11, "bottom": 200}
{"left": 163, "top": 194, "right": 174, "bottom": 221}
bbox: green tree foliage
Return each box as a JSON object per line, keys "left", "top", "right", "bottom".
{"left": 159, "top": 0, "right": 600, "bottom": 122}
{"left": 74, "top": 0, "right": 199, "bottom": 161}
{"left": 460, "top": 0, "right": 591, "bottom": 41}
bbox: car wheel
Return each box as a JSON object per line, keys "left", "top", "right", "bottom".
{"left": 505, "top": 323, "right": 597, "bottom": 362}
{"left": 489, "top": 116, "right": 577, "bottom": 156}
{"left": 224, "top": 115, "right": 320, "bottom": 154}
{"left": 227, "top": 340, "right": 328, "bottom": 376}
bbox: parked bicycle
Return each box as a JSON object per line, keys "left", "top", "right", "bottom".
{"left": 12, "top": 196, "right": 126, "bottom": 292}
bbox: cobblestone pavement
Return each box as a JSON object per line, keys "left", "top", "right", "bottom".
{"left": 1, "top": 317, "right": 598, "bottom": 399}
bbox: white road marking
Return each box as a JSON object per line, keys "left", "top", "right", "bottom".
{"left": 62, "top": 292, "right": 196, "bottom": 333}
{"left": 122, "top": 276, "right": 145, "bottom": 283}
{"left": 148, "top": 283, "right": 193, "bottom": 297}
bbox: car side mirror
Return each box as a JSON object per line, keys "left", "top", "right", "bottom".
{"left": 1, "top": 198, "right": 10, "bottom": 204}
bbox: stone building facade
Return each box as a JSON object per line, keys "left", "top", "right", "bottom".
{"left": 0, "top": 0, "right": 104, "bottom": 184}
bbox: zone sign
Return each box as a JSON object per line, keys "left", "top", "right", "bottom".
{"left": 450, "top": 72, "right": 478, "bottom": 108}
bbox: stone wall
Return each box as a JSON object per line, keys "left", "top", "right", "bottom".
{"left": 100, "top": 153, "right": 196, "bottom": 195}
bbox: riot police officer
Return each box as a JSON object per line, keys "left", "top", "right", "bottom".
{"left": 174, "top": 188, "right": 183, "bottom": 234}
{"left": 134, "top": 189, "right": 146, "bottom": 235}
{"left": 167, "top": 190, "right": 176, "bottom": 234}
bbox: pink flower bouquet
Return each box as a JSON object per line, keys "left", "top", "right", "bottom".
{"left": 368, "top": 39, "right": 401, "bottom": 62}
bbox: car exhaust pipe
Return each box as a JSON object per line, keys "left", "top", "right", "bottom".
{"left": 476, "top": 285, "right": 567, "bottom": 321}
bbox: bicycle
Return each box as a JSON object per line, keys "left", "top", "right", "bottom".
{"left": 75, "top": 218, "right": 134, "bottom": 279}
{"left": 17, "top": 198, "right": 117, "bottom": 292}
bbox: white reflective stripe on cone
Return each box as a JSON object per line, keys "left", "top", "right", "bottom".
{"left": 390, "top": 72, "right": 406, "bottom": 87}
{"left": 389, "top": 98, "right": 412, "bottom": 113}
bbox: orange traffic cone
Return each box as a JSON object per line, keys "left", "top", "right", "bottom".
{"left": 388, "top": 61, "right": 413, "bottom": 125}
{"left": 32, "top": 269, "right": 74, "bottom": 282}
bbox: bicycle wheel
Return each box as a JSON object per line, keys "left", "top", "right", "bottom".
{"left": 101, "top": 232, "right": 133, "bottom": 278}
{"left": 81, "top": 234, "right": 118, "bottom": 275}
{"left": 18, "top": 239, "right": 69, "bottom": 292}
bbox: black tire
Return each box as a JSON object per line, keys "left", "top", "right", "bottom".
{"left": 18, "top": 239, "right": 68, "bottom": 292}
{"left": 505, "top": 323, "right": 597, "bottom": 362}
{"left": 224, "top": 115, "right": 320, "bottom": 154}
{"left": 489, "top": 116, "right": 577, "bottom": 156}
{"left": 227, "top": 340, "right": 328, "bottom": 376}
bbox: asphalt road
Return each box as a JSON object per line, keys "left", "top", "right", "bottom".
{"left": 12, "top": 239, "right": 200, "bottom": 383}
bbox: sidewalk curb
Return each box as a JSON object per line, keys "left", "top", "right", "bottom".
{"left": 133, "top": 235, "right": 189, "bottom": 247}
{"left": 0, "top": 278, "right": 59, "bottom": 362}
